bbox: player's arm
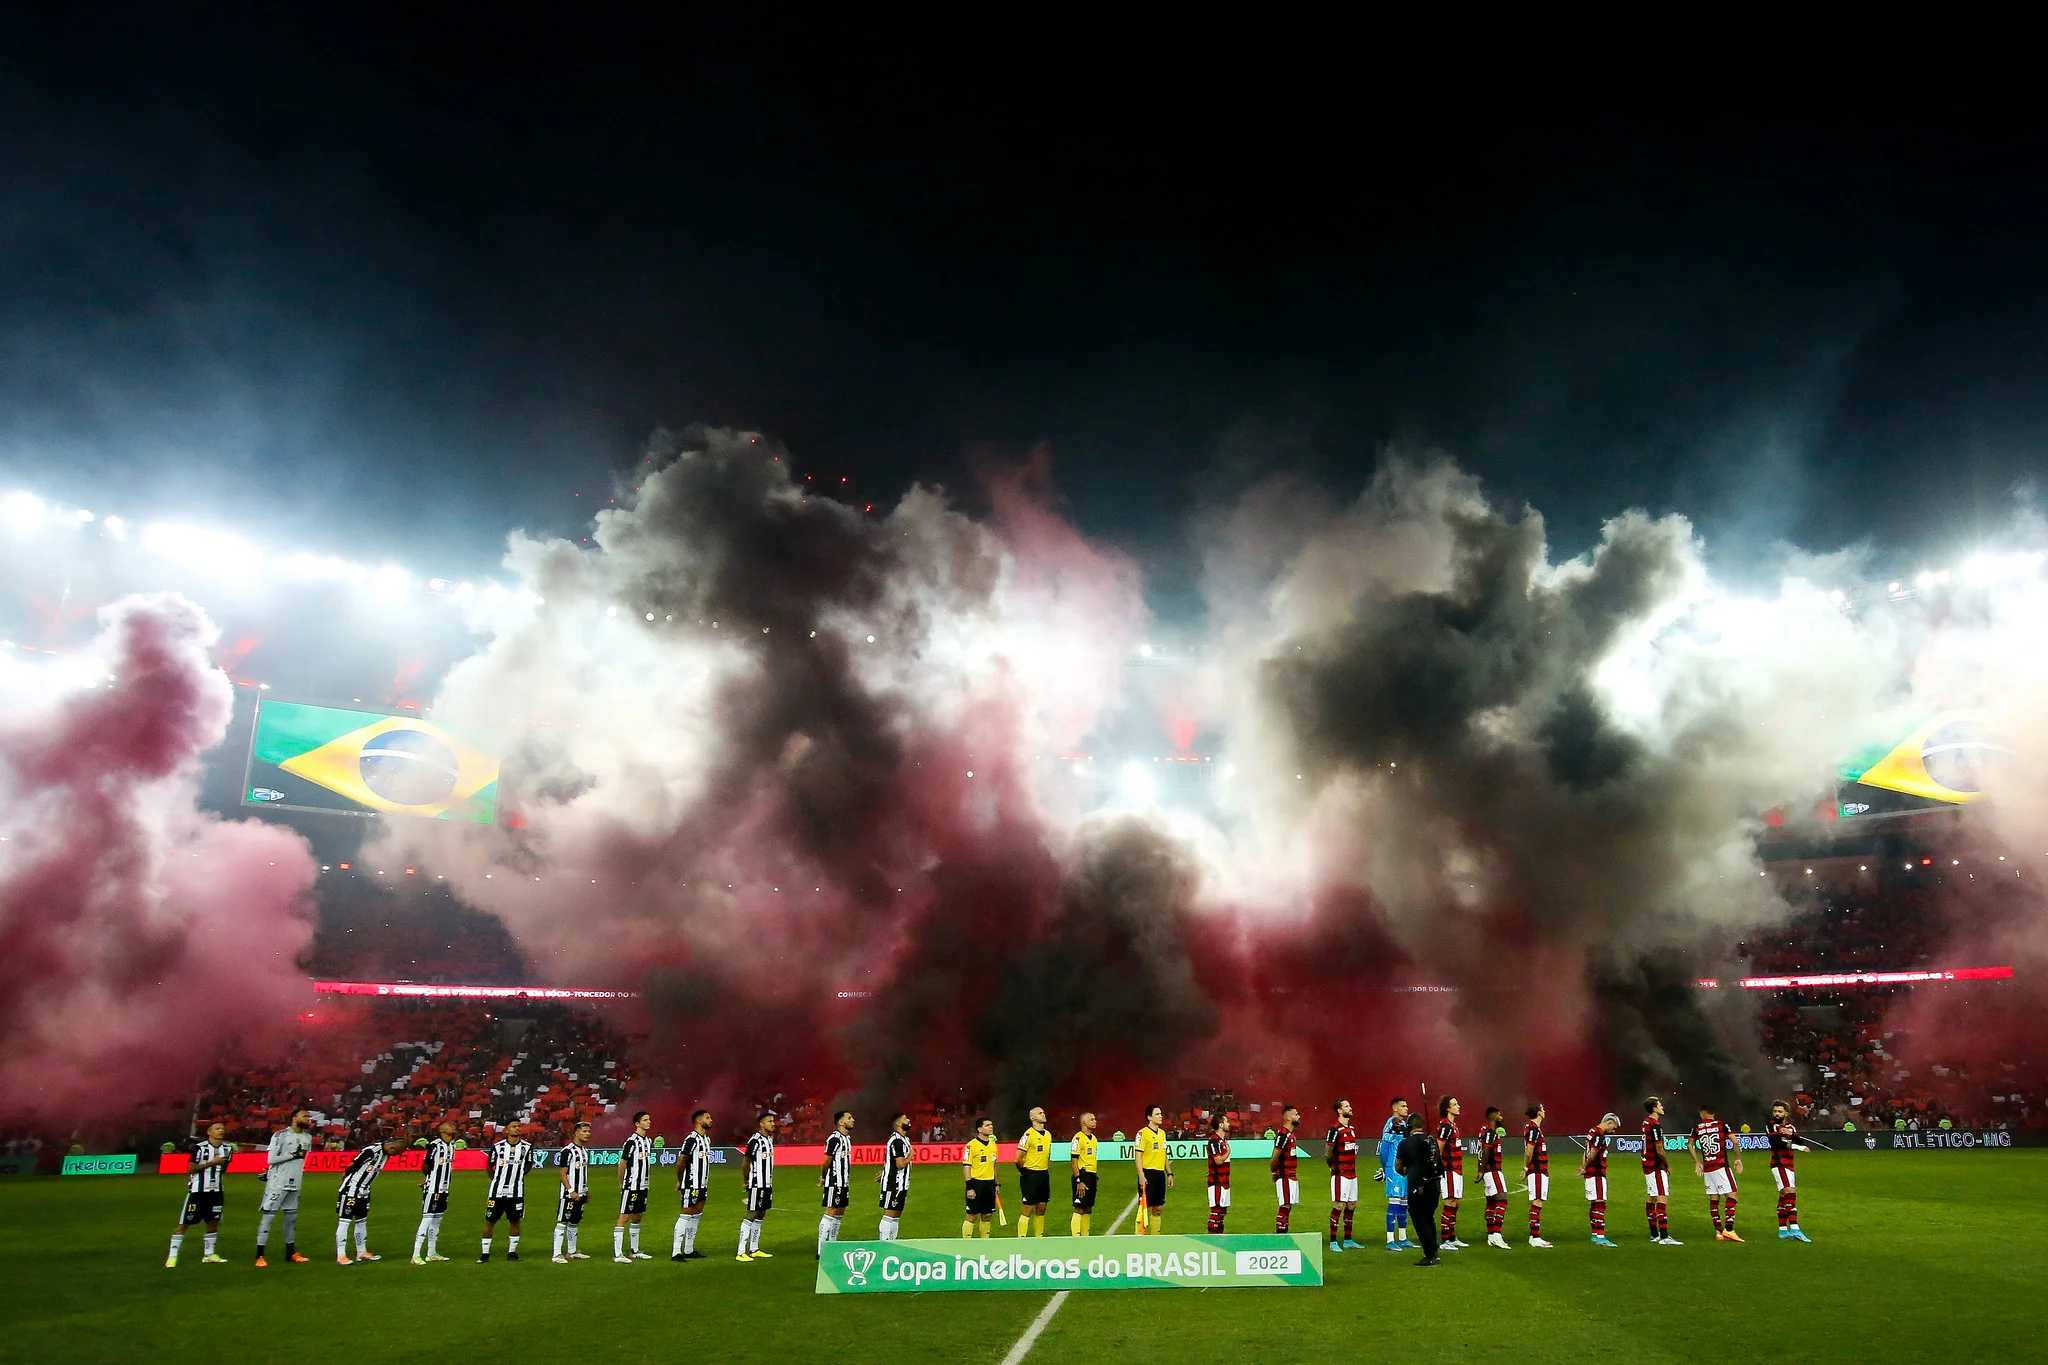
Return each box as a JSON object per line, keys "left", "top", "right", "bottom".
{"left": 1688, "top": 1133, "right": 1704, "bottom": 1174}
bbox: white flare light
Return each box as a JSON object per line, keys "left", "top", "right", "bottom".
{"left": 1, "top": 492, "right": 45, "bottom": 530}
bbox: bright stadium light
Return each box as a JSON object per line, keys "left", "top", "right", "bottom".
{"left": 102, "top": 514, "right": 126, "bottom": 539}
{"left": 1, "top": 491, "right": 45, "bottom": 530}
{"left": 368, "top": 564, "right": 411, "bottom": 600}
{"left": 141, "top": 521, "right": 256, "bottom": 576}
{"left": 1119, "top": 760, "right": 1157, "bottom": 806}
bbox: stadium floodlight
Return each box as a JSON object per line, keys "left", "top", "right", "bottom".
{"left": 369, "top": 564, "right": 411, "bottom": 600}
{"left": 283, "top": 551, "right": 369, "bottom": 584}
{"left": 1, "top": 491, "right": 45, "bottom": 530}
{"left": 102, "top": 514, "right": 126, "bottom": 539}
{"left": 1119, "top": 760, "right": 1157, "bottom": 806}
{"left": 141, "top": 521, "right": 256, "bottom": 576}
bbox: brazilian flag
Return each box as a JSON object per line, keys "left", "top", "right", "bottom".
{"left": 246, "top": 700, "right": 499, "bottom": 823}
{"left": 1837, "top": 709, "right": 2007, "bottom": 807}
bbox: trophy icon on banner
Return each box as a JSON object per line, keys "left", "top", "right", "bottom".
{"left": 843, "top": 1247, "right": 876, "bottom": 1286}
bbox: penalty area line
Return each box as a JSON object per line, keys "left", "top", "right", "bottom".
{"left": 997, "top": 1193, "right": 1140, "bottom": 1365}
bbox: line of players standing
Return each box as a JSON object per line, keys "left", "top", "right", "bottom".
{"left": 165, "top": 1092, "right": 1814, "bottom": 1271}
{"left": 1294, "top": 1093, "right": 1814, "bottom": 1268}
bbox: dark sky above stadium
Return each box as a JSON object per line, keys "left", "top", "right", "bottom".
{"left": 5, "top": 14, "right": 2047, "bottom": 615}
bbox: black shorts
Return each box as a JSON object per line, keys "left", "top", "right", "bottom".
{"left": 678, "top": 1185, "right": 707, "bottom": 1209}
{"left": 880, "top": 1185, "right": 908, "bottom": 1213}
{"left": 965, "top": 1178, "right": 998, "bottom": 1216}
{"left": 1071, "top": 1171, "right": 1098, "bottom": 1211}
{"left": 179, "top": 1191, "right": 224, "bottom": 1226}
{"left": 1019, "top": 1169, "right": 1051, "bottom": 1205}
{"left": 821, "top": 1183, "right": 849, "bottom": 1209}
{"left": 485, "top": 1196, "right": 524, "bottom": 1224}
{"left": 337, "top": 1193, "right": 372, "bottom": 1221}
{"left": 619, "top": 1188, "right": 649, "bottom": 1217}
{"left": 746, "top": 1186, "right": 774, "bottom": 1215}
{"left": 557, "top": 1192, "right": 587, "bottom": 1225}
{"left": 421, "top": 1190, "right": 449, "bottom": 1216}
{"left": 1142, "top": 1168, "right": 1166, "bottom": 1208}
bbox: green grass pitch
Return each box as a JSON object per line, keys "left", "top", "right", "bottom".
{"left": 2, "top": 1154, "right": 2038, "bottom": 1362}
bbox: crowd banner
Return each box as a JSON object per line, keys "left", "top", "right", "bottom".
{"left": 815, "top": 1233, "right": 1324, "bottom": 1295}
{"left": 62, "top": 1154, "right": 137, "bottom": 1176}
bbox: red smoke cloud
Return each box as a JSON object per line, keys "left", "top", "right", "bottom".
{"left": 0, "top": 594, "right": 318, "bottom": 1120}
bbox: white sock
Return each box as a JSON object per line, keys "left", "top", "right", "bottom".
{"left": 751, "top": 1220, "right": 763, "bottom": 1253}
{"left": 674, "top": 1215, "right": 688, "bottom": 1255}
{"left": 818, "top": 1217, "right": 830, "bottom": 1254}
{"left": 682, "top": 1213, "right": 700, "bottom": 1253}
{"left": 629, "top": 1224, "right": 641, "bottom": 1254}
{"left": 554, "top": 1225, "right": 566, "bottom": 1257}
{"left": 614, "top": 1226, "right": 625, "bottom": 1258}
{"left": 428, "top": 1215, "right": 442, "bottom": 1256}
{"left": 481, "top": 1236, "right": 492, "bottom": 1256}
{"left": 256, "top": 1212, "right": 275, "bottom": 1249}
{"left": 336, "top": 1223, "right": 351, "bottom": 1258}
{"left": 413, "top": 1221, "right": 428, "bottom": 1258}
{"left": 203, "top": 1233, "right": 217, "bottom": 1255}
{"left": 508, "top": 1235, "right": 520, "bottom": 1253}
{"left": 880, "top": 1216, "right": 898, "bottom": 1241}
{"left": 355, "top": 1221, "right": 369, "bottom": 1255}
{"left": 169, "top": 1233, "right": 184, "bottom": 1258}
{"left": 568, "top": 1226, "right": 579, "bottom": 1254}
{"left": 739, "top": 1220, "right": 750, "bottom": 1254}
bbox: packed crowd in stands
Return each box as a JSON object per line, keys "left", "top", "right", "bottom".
{"left": 192, "top": 1001, "right": 635, "bottom": 1149}
{"left": 1742, "top": 879, "right": 2047, "bottom": 1131}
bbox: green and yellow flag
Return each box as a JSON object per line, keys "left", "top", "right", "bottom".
{"left": 247, "top": 700, "right": 499, "bottom": 822}
{"left": 1837, "top": 709, "right": 2006, "bottom": 805}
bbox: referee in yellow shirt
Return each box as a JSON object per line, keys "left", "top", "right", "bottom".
{"left": 962, "top": 1118, "right": 999, "bottom": 1239}
{"left": 1070, "top": 1111, "right": 1100, "bottom": 1235}
{"left": 1015, "top": 1107, "right": 1053, "bottom": 1236}
{"left": 1136, "top": 1104, "right": 1172, "bottom": 1233}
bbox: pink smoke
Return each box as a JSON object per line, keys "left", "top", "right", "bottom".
{"left": 0, "top": 594, "right": 318, "bottom": 1120}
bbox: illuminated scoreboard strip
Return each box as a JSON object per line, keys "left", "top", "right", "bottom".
{"left": 1694, "top": 966, "right": 2014, "bottom": 989}
{"left": 313, "top": 980, "right": 637, "bottom": 1000}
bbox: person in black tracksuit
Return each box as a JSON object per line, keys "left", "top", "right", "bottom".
{"left": 1396, "top": 1114, "right": 1443, "bottom": 1266}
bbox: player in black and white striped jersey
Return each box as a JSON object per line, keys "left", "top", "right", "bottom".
{"left": 735, "top": 1112, "right": 777, "bottom": 1262}
{"left": 878, "top": 1112, "right": 913, "bottom": 1241}
{"left": 817, "top": 1110, "right": 855, "bottom": 1256}
{"left": 613, "top": 1111, "right": 655, "bottom": 1263}
{"left": 479, "top": 1121, "right": 534, "bottom": 1262}
{"left": 335, "top": 1134, "right": 410, "bottom": 1264}
{"left": 412, "top": 1118, "right": 459, "bottom": 1265}
{"left": 553, "top": 1120, "right": 593, "bottom": 1263}
{"left": 671, "top": 1109, "right": 713, "bottom": 1261}
{"left": 167, "top": 1122, "right": 235, "bottom": 1267}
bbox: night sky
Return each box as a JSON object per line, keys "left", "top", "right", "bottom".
{"left": 6, "top": 15, "right": 2048, "bottom": 616}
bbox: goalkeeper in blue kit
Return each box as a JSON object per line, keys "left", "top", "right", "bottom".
{"left": 1378, "top": 1098, "right": 1415, "bottom": 1250}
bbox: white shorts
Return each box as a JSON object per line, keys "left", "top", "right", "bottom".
{"left": 1274, "top": 1178, "right": 1299, "bottom": 1206}
{"left": 1331, "top": 1175, "right": 1358, "bottom": 1203}
{"left": 1440, "top": 1172, "right": 1463, "bottom": 1200}
{"left": 1526, "top": 1174, "right": 1550, "bottom": 1203}
{"left": 1703, "top": 1169, "right": 1736, "bottom": 1197}
{"left": 1207, "top": 1186, "right": 1230, "bottom": 1209}
{"left": 1583, "top": 1175, "right": 1606, "bottom": 1202}
{"left": 1772, "top": 1167, "right": 1795, "bottom": 1193}
{"left": 1481, "top": 1171, "right": 1511, "bottom": 1199}
{"left": 258, "top": 1185, "right": 301, "bottom": 1214}
{"left": 1645, "top": 1169, "right": 1670, "bottom": 1199}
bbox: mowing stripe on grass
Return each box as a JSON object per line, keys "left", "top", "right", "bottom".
{"left": 997, "top": 1194, "right": 1140, "bottom": 1365}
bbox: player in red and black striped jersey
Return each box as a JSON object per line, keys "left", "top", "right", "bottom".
{"left": 1767, "top": 1100, "right": 1813, "bottom": 1242}
{"left": 1477, "top": 1105, "right": 1511, "bottom": 1248}
{"left": 1578, "top": 1114, "right": 1620, "bottom": 1246}
{"left": 1205, "top": 1115, "right": 1232, "bottom": 1233}
{"left": 1689, "top": 1104, "right": 1744, "bottom": 1241}
{"left": 1270, "top": 1106, "right": 1301, "bottom": 1233}
{"left": 1641, "top": 1097, "right": 1679, "bottom": 1245}
{"left": 1523, "top": 1102, "right": 1552, "bottom": 1247}
{"left": 1326, "top": 1099, "right": 1361, "bottom": 1251}
{"left": 1435, "top": 1096, "right": 1467, "bottom": 1249}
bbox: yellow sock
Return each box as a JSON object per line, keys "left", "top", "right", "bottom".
{"left": 1069, "top": 1214, "right": 1080, "bottom": 1236}
{"left": 1152, "top": 1213, "right": 1163, "bottom": 1234}
{"left": 1082, "top": 1213, "right": 1091, "bottom": 1235}
{"left": 1034, "top": 1215, "right": 1045, "bottom": 1236}
{"left": 978, "top": 1221, "right": 990, "bottom": 1238}
{"left": 1016, "top": 1215, "right": 1029, "bottom": 1238}
{"left": 963, "top": 1220, "right": 975, "bottom": 1239}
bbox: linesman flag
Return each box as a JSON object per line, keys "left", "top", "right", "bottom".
{"left": 248, "top": 699, "right": 500, "bottom": 823}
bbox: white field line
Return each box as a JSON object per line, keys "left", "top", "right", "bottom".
{"left": 996, "top": 1193, "right": 1141, "bottom": 1365}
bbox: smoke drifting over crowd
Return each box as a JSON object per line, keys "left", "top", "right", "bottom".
{"left": 366, "top": 432, "right": 2045, "bottom": 1129}
{"left": 9, "top": 432, "right": 2045, "bottom": 1131}
{"left": 0, "top": 595, "right": 317, "bottom": 1119}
